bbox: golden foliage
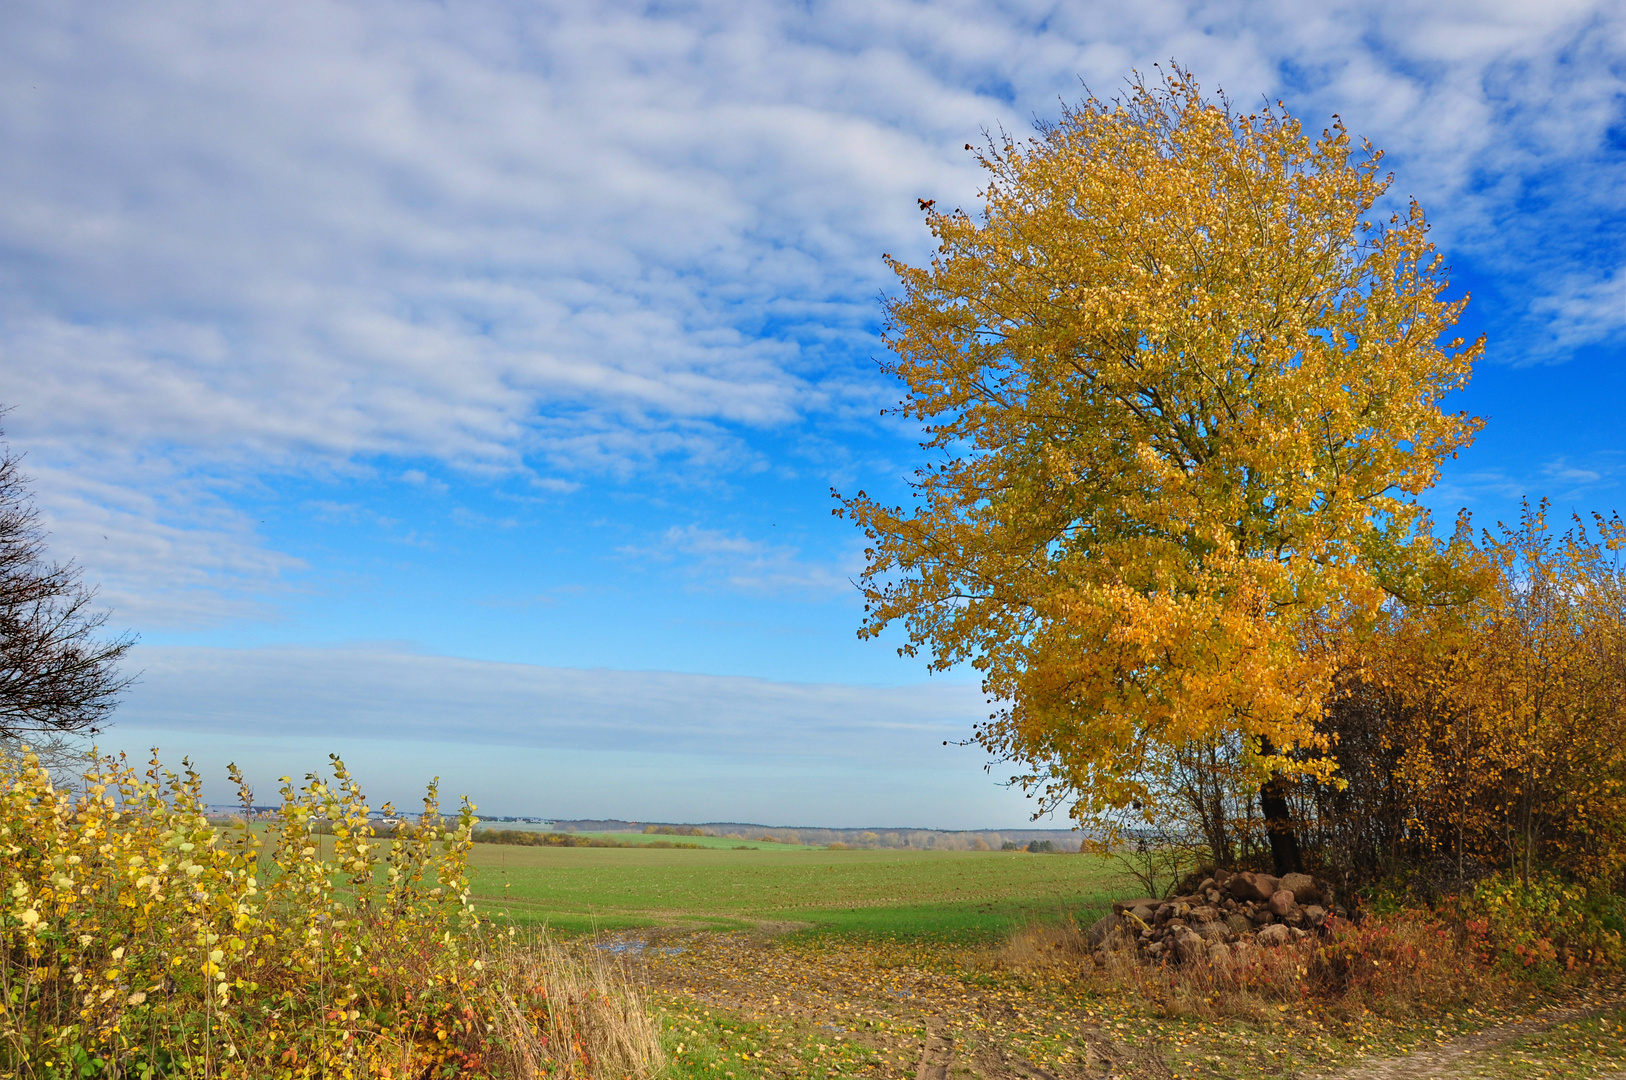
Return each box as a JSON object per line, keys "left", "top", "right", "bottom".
{"left": 837, "top": 68, "right": 1480, "bottom": 828}
{"left": 0, "top": 748, "right": 662, "bottom": 1078}
{"left": 1376, "top": 502, "right": 1626, "bottom": 884}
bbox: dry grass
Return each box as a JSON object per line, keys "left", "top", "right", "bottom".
{"left": 994, "top": 916, "right": 1094, "bottom": 970}
{"left": 480, "top": 932, "right": 665, "bottom": 1080}
{"left": 1000, "top": 912, "right": 1505, "bottom": 1024}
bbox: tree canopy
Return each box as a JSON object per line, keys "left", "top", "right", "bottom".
{"left": 836, "top": 71, "right": 1482, "bottom": 841}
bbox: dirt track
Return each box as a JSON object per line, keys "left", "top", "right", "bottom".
{"left": 1314, "top": 996, "right": 1626, "bottom": 1080}
{"left": 634, "top": 930, "right": 1626, "bottom": 1080}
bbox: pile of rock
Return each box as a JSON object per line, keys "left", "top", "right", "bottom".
{"left": 1090, "top": 870, "right": 1348, "bottom": 965}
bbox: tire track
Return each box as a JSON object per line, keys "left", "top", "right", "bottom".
{"left": 1318, "top": 998, "right": 1626, "bottom": 1080}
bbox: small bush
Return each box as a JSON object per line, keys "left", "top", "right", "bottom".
{"left": 1308, "top": 911, "right": 1496, "bottom": 1015}
{"left": 1073, "top": 910, "right": 1502, "bottom": 1022}
{"left": 0, "top": 748, "right": 663, "bottom": 1077}
{"left": 1450, "top": 872, "right": 1626, "bottom": 983}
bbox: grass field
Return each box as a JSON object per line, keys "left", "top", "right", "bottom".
{"left": 468, "top": 841, "right": 1121, "bottom": 937}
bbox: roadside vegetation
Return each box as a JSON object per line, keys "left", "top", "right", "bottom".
{"left": 0, "top": 749, "right": 661, "bottom": 1078}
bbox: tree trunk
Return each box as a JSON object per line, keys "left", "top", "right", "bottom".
{"left": 1258, "top": 737, "right": 1305, "bottom": 876}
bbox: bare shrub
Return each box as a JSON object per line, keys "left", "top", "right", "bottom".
{"left": 1112, "top": 831, "right": 1206, "bottom": 899}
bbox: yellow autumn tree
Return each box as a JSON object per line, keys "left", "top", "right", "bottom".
{"left": 836, "top": 69, "right": 1482, "bottom": 872}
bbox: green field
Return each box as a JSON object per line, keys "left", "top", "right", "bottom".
{"left": 468, "top": 841, "right": 1123, "bottom": 937}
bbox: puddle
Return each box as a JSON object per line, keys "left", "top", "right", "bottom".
{"left": 597, "top": 939, "right": 686, "bottom": 956}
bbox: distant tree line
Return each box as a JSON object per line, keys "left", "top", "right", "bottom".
{"left": 473, "top": 829, "right": 703, "bottom": 850}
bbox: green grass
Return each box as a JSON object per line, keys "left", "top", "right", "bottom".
{"left": 468, "top": 842, "right": 1122, "bottom": 939}
{"left": 659, "top": 1000, "right": 889, "bottom": 1080}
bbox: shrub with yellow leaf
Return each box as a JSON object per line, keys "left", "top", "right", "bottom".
{"left": 0, "top": 748, "right": 661, "bottom": 1078}
{"left": 1340, "top": 503, "right": 1626, "bottom": 888}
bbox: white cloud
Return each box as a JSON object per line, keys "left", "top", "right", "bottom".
{"left": 26, "top": 459, "right": 302, "bottom": 627}
{"left": 622, "top": 524, "right": 861, "bottom": 598}
{"left": 0, "top": 0, "right": 1619, "bottom": 622}
{"left": 1427, "top": 454, "right": 1624, "bottom": 523}
{"left": 1530, "top": 268, "right": 1626, "bottom": 353}
{"left": 118, "top": 642, "right": 984, "bottom": 758}
{"left": 100, "top": 643, "right": 1038, "bottom": 825}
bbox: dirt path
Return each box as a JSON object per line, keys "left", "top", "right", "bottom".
{"left": 914, "top": 1019, "right": 953, "bottom": 1080}
{"left": 1318, "top": 998, "right": 1626, "bottom": 1080}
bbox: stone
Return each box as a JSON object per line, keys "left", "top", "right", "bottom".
{"left": 1113, "top": 898, "right": 1163, "bottom": 915}
{"left": 1284, "top": 910, "right": 1306, "bottom": 929}
{"left": 1225, "top": 872, "right": 1261, "bottom": 901}
{"left": 1129, "top": 904, "right": 1156, "bottom": 924}
{"left": 1198, "top": 877, "right": 1216, "bottom": 894}
{"left": 1228, "top": 871, "right": 1281, "bottom": 903}
{"left": 1250, "top": 908, "right": 1275, "bottom": 925}
{"left": 1225, "top": 913, "right": 1253, "bottom": 938}
{"left": 1190, "top": 905, "right": 1220, "bottom": 924}
{"left": 1304, "top": 904, "right": 1327, "bottom": 928}
{"left": 1174, "top": 929, "right": 1207, "bottom": 964}
{"left": 1257, "top": 923, "right": 1291, "bottom": 947}
{"left": 1268, "top": 889, "right": 1298, "bottom": 918}
{"left": 1205, "top": 888, "right": 1222, "bottom": 904}
{"left": 1279, "top": 872, "right": 1321, "bottom": 905}
{"left": 1207, "top": 942, "right": 1231, "bottom": 966}
{"left": 1198, "top": 921, "right": 1228, "bottom": 943}
{"left": 1087, "top": 914, "right": 1118, "bottom": 948}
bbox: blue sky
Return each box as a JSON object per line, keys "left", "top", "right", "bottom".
{"left": 2, "top": 0, "right": 1622, "bottom": 826}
